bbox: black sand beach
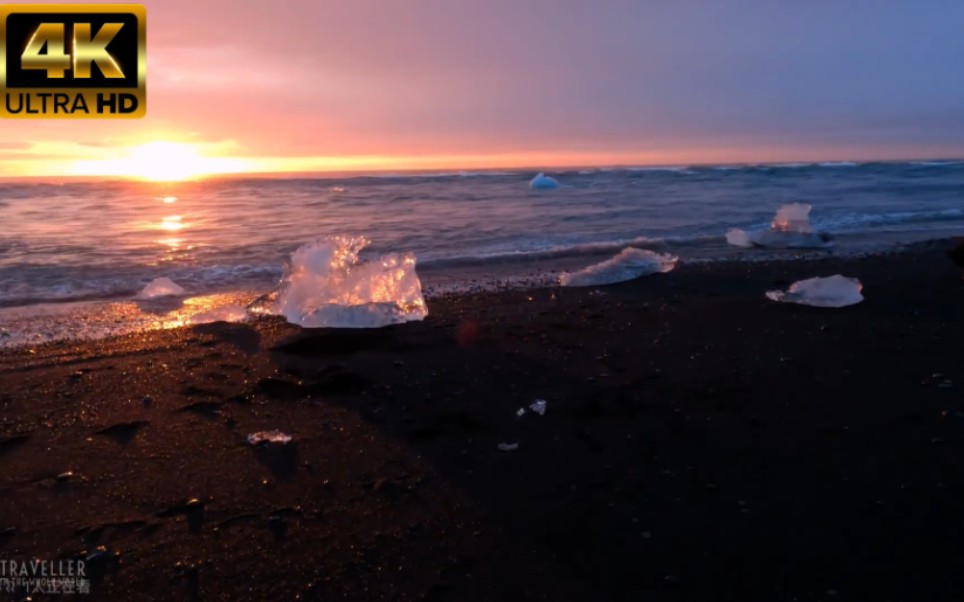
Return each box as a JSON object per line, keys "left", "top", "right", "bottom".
{"left": 1, "top": 241, "right": 963, "bottom": 601}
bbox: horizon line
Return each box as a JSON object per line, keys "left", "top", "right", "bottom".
{"left": 1, "top": 155, "right": 962, "bottom": 183}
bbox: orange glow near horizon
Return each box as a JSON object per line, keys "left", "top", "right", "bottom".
{"left": 71, "top": 141, "right": 250, "bottom": 181}
{"left": 0, "top": 3, "right": 960, "bottom": 183}
{"left": 0, "top": 140, "right": 956, "bottom": 182}
{"left": 64, "top": 145, "right": 701, "bottom": 181}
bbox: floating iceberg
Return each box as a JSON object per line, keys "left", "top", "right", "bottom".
{"left": 559, "top": 247, "right": 678, "bottom": 287}
{"left": 529, "top": 173, "right": 560, "bottom": 189}
{"left": 766, "top": 275, "right": 863, "bottom": 308}
{"left": 727, "top": 203, "right": 832, "bottom": 249}
{"left": 136, "top": 277, "right": 185, "bottom": 299}
{"left": 273, "top": 236, "right": 428, "bottom": 328}
{"left": 187, "top": 304, "right": 248, "bottom": 325}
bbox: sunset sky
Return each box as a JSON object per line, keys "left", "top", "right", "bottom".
{"left": 2, "top": 0, "right": 963, "bottom": 179}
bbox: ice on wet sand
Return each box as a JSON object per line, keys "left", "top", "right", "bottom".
{"left": 247, "top": 430, "right": 292, "bottom": 445}
{"left": 727, "top": 203, "right": 831, "bottom": 249}
{"left": 766, "top": 275, "right": 864, "bottom": 307}
{"left": 273, "top": 236, "right": 428, "bottom": 328}
{"left": 559, "top": 247, "right": 677, "bottom": 287}
{"left": 136, "top": 277, "right": 185, "bottom": 299}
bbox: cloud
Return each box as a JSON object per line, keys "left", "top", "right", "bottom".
{"left": 2, "top": 0, "right": 963, "bottom": 177}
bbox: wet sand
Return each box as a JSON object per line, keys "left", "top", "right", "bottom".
{"left": 1, "top": 240, "right": 963, "bottom": 601}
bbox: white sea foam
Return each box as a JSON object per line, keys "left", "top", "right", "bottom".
{"left": 136, "top": 277, "right": 186, "bottom": 299}
{"left": 420, "top": 235, "right": 673, "bottom": 268}
{"left": 747, "top": 162, "right": 812, "bottom": 169}
{"left": 909, "top": 160, "right": 964, "bottom": 167}
{"left": 626, "top": 166, "right": 692, "bottom": 173}
{"left": 559, "top": 247, "right": 677, "bottom": 287}
{"left": 529, "top": 173, "right": 561, "bottom": 189}
{"left": 272, "top": 236, "right": 428, "bottom": 328}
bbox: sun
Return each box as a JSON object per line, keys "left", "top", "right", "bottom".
{"left": 72, "top": 141, "right": 249, "bottom": 181}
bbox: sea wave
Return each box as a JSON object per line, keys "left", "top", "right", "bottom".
{"left": 625, "top": 166, "right": 694, "bottom": 173}
{"left": 908, "top": 160, "right": 964, "bottom": 167}
{"left": 703, "top": 160, "right": 964, "bottom": 172}
{"left": 816, "top": 208, "right": 964, "bottom": 231}
{"left": 418, "top": 234, "right": 719, "bottom": 269}
{"left": 360, "top": 170, "right": 517, "bottom": 180}
{"left": 0, "top": 263, "right": 281, "bottom": 308}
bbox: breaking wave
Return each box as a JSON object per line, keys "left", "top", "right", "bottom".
{"left": 815, "top": 208, "right": 964, "bottom": 231}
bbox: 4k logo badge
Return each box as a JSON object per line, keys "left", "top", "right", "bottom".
{"left": 0, "top": 4, "right": 146, "bottom": 118}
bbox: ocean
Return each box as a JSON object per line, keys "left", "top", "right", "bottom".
{"left": 1, "top": 160, "right": 962, "bottom": 346}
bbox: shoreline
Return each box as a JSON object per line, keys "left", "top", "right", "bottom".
{"left": 0, "top": 239, "right": 963, "bottom": 600}
{"left": 1, "top": 236, "right": 959, "bottom": 352}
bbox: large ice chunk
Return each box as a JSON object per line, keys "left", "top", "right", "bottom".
{"left": 771, "top": 202, "right": 812, "bottom": 232}
{"left": 529, "top": 173, "right": 560, "bottom": 189}
{"left": 727, "top": 203, "right": 831, "bottom": 249}
{"left": 559, "top": 248, "right": 678, "bottom": 287}
{"left": 136, "top": 277, "right": 186, "bottom": 299}
{"left": 766, "top": 275, "right": 863, "bottom": 307}
{"left": 273, "top": 236, "right": 428, "bottom": 328}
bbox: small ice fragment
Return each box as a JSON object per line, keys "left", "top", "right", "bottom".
{"left": 136, "top": 277, "right": 185, "bottom": 299}
{"left": 247, "top": 430, "right": 292, "bottom": 445}
{"left": 497, "top": 442, "right": 519, "bottom": 452}
{"left": 85, "top": 545, "right": 111, "bottom": 565}
{"left": 516, "top": 408, "right": 526, "bottom": 417}
{"left": 529, "top": 399, "right": 547, "bottom": 415}
{"left": 560, "top": 248, "right": 677, "bottom": 287}
{"left": 529, "top": 173, "right": 560, "bottom": 189}
{"left": 766, "top": 275, "right": 863, "bottom": 308}
{"left": 273, "top": 236, "right": 428, "bottom": 328}
{"left": 187, "top": 304, "right": 248, "bottom": 325}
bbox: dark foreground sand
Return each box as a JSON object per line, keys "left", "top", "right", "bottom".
{"left": 1, "top": 241, "right": 963, "bottom": 601}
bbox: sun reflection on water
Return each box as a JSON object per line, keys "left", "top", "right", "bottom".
{"left": 0, "top": 292, "right": 258, "bottom": 350}
{"left": 159, "top": 216, "right": 185, "bottom": 232}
